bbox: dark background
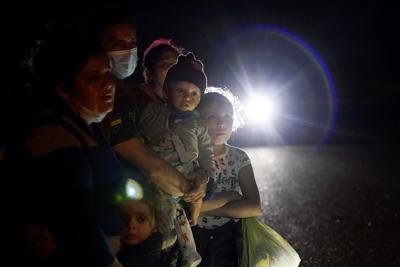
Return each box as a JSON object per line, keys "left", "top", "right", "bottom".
{"left": 7, "top": 0, "right": 400, "bottom": 146}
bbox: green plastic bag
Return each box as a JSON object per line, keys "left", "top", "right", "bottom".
{"left": 240, "top": 217, "right": 301, "bottom": 267}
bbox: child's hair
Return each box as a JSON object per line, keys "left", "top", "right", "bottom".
{"left": 142, "top": 38, "right": 185, "bottom": 83}
{"left": 121, "top": 178, "right": 159, "bottom": 227}
{"left": 199, "top": 86, "right": 245, "bottom": 131}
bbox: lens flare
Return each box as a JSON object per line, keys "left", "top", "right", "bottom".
{"left": 220, "top": 25, "right": 337, "bottom": 145}
{"left": 126, "top": 179, "right": 143, "bottom": 200}
{"left": 245, "top": 93, "right": 281, "bottom": 125}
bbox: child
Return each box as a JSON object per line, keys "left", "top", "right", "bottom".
{"left": 139, "top": 52, "right": 215, "bottom": 267}
{"left": 118, "top": 181, "right": 179, "bottom": 267}
{"left": 195, "top": 87, "right": 300, "bottom": 267}
{"left": 138, "top": 38, "right": 185, "bottom": 102}
{"left": 193, "top": 87, "right": 261, "bottom": 267}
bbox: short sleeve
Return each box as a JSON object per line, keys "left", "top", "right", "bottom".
{"left": 232, "top": 146, "right": 251, "bottom": 170}
{"left": 107, "top": 95, "right": 140, "bottom": 146}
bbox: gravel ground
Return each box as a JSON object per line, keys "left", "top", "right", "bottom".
{"left": 244, "top": 145, "right": 400, "bottom": 267}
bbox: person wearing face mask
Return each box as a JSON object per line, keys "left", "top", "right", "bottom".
{"left": 1, "top": 29, "right": 124, "bottom": 267}
{"left": 107, "top": 46, "right": 138, "bottom": 80}
{"left": 85, "top": 7, "right": 207, "bottom": 216}
{"left": 86, "top": 6, "right": 147, "bottom": 129}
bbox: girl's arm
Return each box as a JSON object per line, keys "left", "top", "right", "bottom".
{"left": 200, "top": 191, "right": 243, "bottom": 212}
{"left": 201, "top": 164, "right": 262, "bottom": 218}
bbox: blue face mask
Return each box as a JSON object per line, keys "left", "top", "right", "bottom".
{"left": 108, "top": 47, "right": 138, "bottom": 79}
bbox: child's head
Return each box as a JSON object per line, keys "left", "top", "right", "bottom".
{"left": 164, "top": 52, "right": 207, "bottom": 112}
{"left": 120, "top": 197, "right": 156, "bottom": 246}
{"left": 198, "top": 87, "right": 244, "bottom": 145}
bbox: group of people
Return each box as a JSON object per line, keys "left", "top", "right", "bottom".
{"left": 1, "top": 6, "right": 299, "bottom": 267}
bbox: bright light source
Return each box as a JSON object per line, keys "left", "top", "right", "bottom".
{"left": 126, "top": 179, "right": 143, "bottom": 200}
{"left": 245, "top": 93, "right": 280, "bottom": 125}
{"left": 127, "top": 187, "right": 136, "bottom": 197}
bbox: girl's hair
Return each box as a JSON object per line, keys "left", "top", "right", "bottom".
{"left": 199, "top": 86, "right": 245, "bottom": 131}
{"left": 120, "top": 179, "right": 158, "bottom": 226}
{"left": 142, "top": 38, "right": 185, "bottom": 83}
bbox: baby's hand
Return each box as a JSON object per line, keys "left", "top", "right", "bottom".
{"left": 183, "top": 168, "right": 208, "bottom": 202}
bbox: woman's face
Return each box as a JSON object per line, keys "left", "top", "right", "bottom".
{"left": 168, "top": 81, "right": 201, "bottom": 112}
{"left": 121, "top": 201, "right": 156, "bottom": 246}
{"left": 71, "top": 53, "right": 115, "bottom": 114}
{"left": 202, "top": 99, "right": 234, "bottom": 145}
{"left": 149, "top": 49, "right": 179, "bottom": 88}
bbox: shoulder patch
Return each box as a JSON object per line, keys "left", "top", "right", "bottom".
{"left": 111, "top": 118, "right": 122, "bottom": 127}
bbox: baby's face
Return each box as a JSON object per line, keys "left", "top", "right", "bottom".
{"left": 168, "top": 81, "right": 201, "bottom": 111}
{"left": 121, "top": 201, "right": 156, "bottom": 246}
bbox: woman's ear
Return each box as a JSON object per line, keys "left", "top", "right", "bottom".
{"left": 56, "top": 83, "right": 70, "bottom": 102}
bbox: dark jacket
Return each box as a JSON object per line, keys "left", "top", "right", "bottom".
{"left": 2, "top": 101, "right": 124, "bottom": 266}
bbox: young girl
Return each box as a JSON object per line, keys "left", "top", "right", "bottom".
{"left": 118, "top": 181, "right": 179, "bottom": 267}
{"left": 195, "top": 88, "right": 300, "bottom": 267}
{"left": 138, "top": 38, "right": 185, "bottom": 102}
{"left": 194, "top": 88, "right": 262, "bottom": 267}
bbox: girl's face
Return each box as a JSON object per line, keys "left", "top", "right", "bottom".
{"left": 150, "top": 49, "right": 179, "bottom": 89}
{"left": 203, "top": 99, "right": 234, "bottom": 145}
{"left": 71, "top": 53, "right": 115, "bottom": 114}
{"left": 121, "top": 201, "right": 156, "bottom": 246}
{"left": 168, "top": 81, "right": 201, "bottom": 111}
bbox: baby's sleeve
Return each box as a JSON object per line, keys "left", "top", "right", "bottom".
{"left": 197, "top": 124, "right": 216, "bottom": 180}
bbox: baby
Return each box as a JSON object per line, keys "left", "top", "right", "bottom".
{"left": 139, "top": 52, "right": 215, "bottom": 267}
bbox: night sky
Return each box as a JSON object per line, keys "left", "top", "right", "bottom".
{"left": 9, "top": 0, "right": 400, "bottom": 145}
